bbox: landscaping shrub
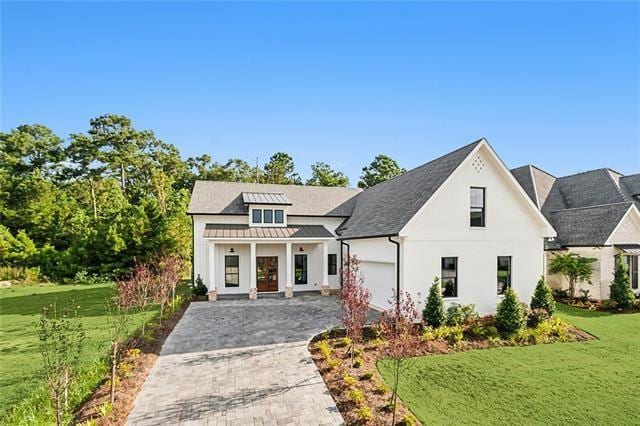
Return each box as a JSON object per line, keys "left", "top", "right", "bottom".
{"left": 530, "top": 277, "right": 556, "bottom": 316}
{"left": 343, "top": 373, "right": 357, "bottom": 387}
{"left": 359, "top": 370, "right": 374, "bottom": 381}
{"left": 347, "top": 388, "right": 365, "bottom": 405}
{"left": 73, "top": 270, "right": 113, "bottom": 286}
{"left": 401, "top": 414, "right": 418, "bottom": 426}
{"left": 423, "top": 276, "right": 445, "bottom": 327}
{"left": 496, "top": 287, "right": 526, "bottom": 333}
{"left": 446, "top": 303, "right": 478, "bottom": 326}
{"left": 609, "top": 257, "right": 636, "bottom": 309}
{"left": 527, "top": 308, "right": 550, "bottom": 328}
{"left": 327, "top": 358, "right": 341, "bottom": 370}
{"left": 353, "top": 356, "right": 363, "bottom": 368}
{"left": 192, "top": 275, "right": 207, "bottom": 297}
{"left": 357, "top": 405, "right": 373, "bottom": 422}
{"left": 315, "top": 340, "right": 332, "bottom": 359}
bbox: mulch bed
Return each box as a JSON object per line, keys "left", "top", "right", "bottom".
{"left": 556, "top": 298, "right": 640, "bottom": 314}
{"left": 75, "top": 300, "right": 191, "bottom": 425}
{"left": 310, "top": 321, "right": 592, "bottom": 426}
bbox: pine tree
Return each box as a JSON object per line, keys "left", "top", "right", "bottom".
{"left": 496, "top": 287, "right": 526, "bottom": 333}
{"left": 422, "top": 277, "right": 446, "bottom": 327}
{"left": 609, "top": 257, "right": 635, "bottom": 309}
{"left": 530, "top": 276, "right": 556, "bottom": 316}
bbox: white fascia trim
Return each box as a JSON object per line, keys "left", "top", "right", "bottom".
{"left": 604, "top": 204, "right": 640, "bottom": 245}
{"left": 399, "top": 139, "right": 557, "bottom": 237}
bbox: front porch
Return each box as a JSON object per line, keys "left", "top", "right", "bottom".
{"left": 205, "top": 238, "right": 333, "bottom": 300}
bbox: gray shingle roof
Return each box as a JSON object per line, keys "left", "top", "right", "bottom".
{"left": 188, "top": 182, "right": 361, "bottom": 216}
{"left": 512, "top": 165, "right": 638, "bottom": 248}
{"left": 337, "top": 139, "right": 483, "bottom": 239}
{"left": 620, "top": 174, "right": 640, "bottom": 209}
{"left": 550, "top": 202, "right": 631, "bottom": 246}
{"left": 511, "top": 166, "right": 538, "bottom": 207}
{"left": 203, "top": 224, "right": 333, "bottom": 239}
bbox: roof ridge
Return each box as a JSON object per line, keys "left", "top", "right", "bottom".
{"left": 551, "top": 201, "right": 632, "bottom": 213}
{"left": 360, "top": 138, "right": 484, "bottom": 192}
{"left": 557, "top": 167, "right": 613, "bottom": 180}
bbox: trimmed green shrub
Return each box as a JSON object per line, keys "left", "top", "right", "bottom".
{"left": 423, "top": 276, "right": 446, "bottom": 327}
{"left": 530, "top": 276, "right": 556, "bottom": 316}
{"left": 192, "top": 275, "right": 208, "bottom": 297}
{"left": 610, "top": 257, "right": 636, "bottom": 309}
{"left": 446, "top": 303, "right": 479, "bottom": 326}
{"left": 496, "top": 287, "right": 526, "bottom": 333}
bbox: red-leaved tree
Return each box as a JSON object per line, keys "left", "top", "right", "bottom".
{"left": 379, "top": 290, "right": 421, "bottom": 425}
{"left": 340, "top": 254, "right": 371, "bottom": 367}
{"left": 153, "top": 256, "right": 183, "bottom": 325}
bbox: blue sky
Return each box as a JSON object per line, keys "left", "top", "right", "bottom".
{"left": 2, "top": 1, "right": 639, "bottom": 183}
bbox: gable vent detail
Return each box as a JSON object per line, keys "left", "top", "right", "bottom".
{"left": 472, "top": 156, "right": 485, "bottom": 173}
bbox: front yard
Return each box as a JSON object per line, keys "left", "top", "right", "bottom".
{"left": 0, "top": 281, "right": 189, "bottom": 422}
{"left": 378, "top": 304, "right": 640, "bottom": 424}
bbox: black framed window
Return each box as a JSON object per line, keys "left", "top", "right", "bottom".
{"left": 497, "top": 256, "right": 512, "bottom": 295}
{"left": 328, "top": 254, "right": 337, "bottom": 275}
{"left": 252, "top": 209, "right": 262, "bottom": 223}
{"left": 274, "top": 209, "right": 284, "bottom": 224}
{"left": 225, "top": 255, "right": 239, "bottom": 287}
{"left": 263, "top": 209, "right": 273, "bottom": 223}
{"left": 295, "top": 254, "right": 308, "bottom": 284}
{"left": 470, "top": 187, "right": 486, "bottom": 227}
{"left": 626, "top": 255, "right": 639, "bottom": 290}
{"left": 441, "top": 257, "right": 458, "bottom": 298}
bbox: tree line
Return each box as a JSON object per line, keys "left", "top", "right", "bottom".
{"left": 0, "top": 114, "right": 405, "bottom": 280}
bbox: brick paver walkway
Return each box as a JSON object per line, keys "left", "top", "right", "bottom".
{"left": 127, "top": 294, "right": 344, "bottom": 426}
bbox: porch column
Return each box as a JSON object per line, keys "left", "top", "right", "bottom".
{"left": 208, "top": 241, "right": 217, "bottom": 301}
{"left": 285, "top": 242, "right": 293, "bottom": 298}
{"left": 249, "top": 242, "right": 257, "bottom": 300}
{"left": 321, "top": 241, "right": 330, "bottom": 296}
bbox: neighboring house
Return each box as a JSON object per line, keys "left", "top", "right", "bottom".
{"left": 512, "top": 166, "right": 640, "bottom": 300}
{"left": 188, "top": 139, "right": 556, "bottom": 314}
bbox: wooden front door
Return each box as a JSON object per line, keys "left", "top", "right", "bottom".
{"left": 256, "top": 256, "right": 278, "bottom": 292}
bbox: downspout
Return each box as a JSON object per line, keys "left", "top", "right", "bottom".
{"left": 388, "top": 236, "right": 400, "bottom": 310}
{"left": 191, "top": 215, "right": 195, "bottom": 285}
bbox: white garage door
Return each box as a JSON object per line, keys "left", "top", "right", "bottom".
{"left": 359, "top": 261, "right": 395, "bottom": 310}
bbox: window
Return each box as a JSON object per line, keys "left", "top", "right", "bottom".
{"left": 274, "top": 209, "right": 284, "bottom": 224}
{"left": 470, "top": 187, "right": 486, "bottom": 227}
{"left": 626, "top": 255, "right": 639, "bottom": 290}
{"left": 252, "top": 209, "right": 262, "bottom": 223}
{"left": 497, "top": 256, "right": 512, "bottom": 295}
{"left": 225, "top": 255, "right": 239, "bottom": 287}
{"left": 263, "top": 209, "right": 273, "bottom": 223}
{"left": 328, "top": 254, "right": 337, "bottom": 275}
{"left": 295, "top": 254, "right": 308, "bottom": 284}
{"left": 441, "top": 257, "right": 458, "bottom": 298}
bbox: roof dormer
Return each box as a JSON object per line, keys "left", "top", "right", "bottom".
{"left": 242, "top": 192, "right": 290, "bottom": 227}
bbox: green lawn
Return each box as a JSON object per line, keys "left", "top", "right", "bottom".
{"left": 378, "top": 305, "right": 640, "bottom": 425}
{"left": 0, "top": 282, "right": 167, "bottom": 418}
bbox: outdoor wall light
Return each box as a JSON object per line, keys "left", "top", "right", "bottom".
{"left": 299, "top": 247, "right": 304, "bottom": 252}
{"left": 229, "top": 248, "right": 235, "bottom": 253}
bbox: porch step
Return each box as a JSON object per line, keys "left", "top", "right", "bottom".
{"left": 216, "top": 292, "right": 286, "bottom": 300}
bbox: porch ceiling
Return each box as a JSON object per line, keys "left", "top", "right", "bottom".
{"left": 615, "top": 244, "right": 640, "bottom": 255}
{"left": 203, "top": 224, "right": 334, "bottom": 239}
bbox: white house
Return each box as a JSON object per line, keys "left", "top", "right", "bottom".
{"left": 188, "top": 139, "right": 556, "bottom": 314}
{"left": 512, "top": 165, "right": 640, "bottom": 300}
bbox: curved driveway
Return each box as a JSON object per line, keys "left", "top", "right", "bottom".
{"left": 127, "top": 294, "right": 344, "bottom": 426}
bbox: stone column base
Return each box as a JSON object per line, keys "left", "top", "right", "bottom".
{"left": 207, "top": 290, "right": 217, "bottom": 301}
{"left": 285, "top": 286, "right": 293, "bottom": 298}
{"left": 249, "top": 288, "right": 258, "bottom": 300}
{"left": 320, "top": 284, "right": 330, "bottom": 296}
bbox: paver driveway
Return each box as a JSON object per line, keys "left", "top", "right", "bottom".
{"left": 127, "top": 294, "right": 344, "bottom": 426}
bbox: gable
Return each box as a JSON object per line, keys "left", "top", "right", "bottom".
{"left": 401, "top": 143, "right": 556, "bottom": 239}
{"left": 606, "top": 205, "right": 640, "bottom": 245}
{"left": 400, "top": 142, "right": 555, "bottom": 236}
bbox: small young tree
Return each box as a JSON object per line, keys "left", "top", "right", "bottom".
{"left": 496, "top": 287, "right": 526, "bottom": 333}
{"left": 548, "top": 253, "right": 596, "bottom": 300}
{"left": 156, "top": 255, "right": 183, "bottom": 308}
{"left": 379, "top": 290, "right": 420, "bottom": 426}
{"left": 530, "top": 276, "right": 556, "bottom": 316}
{"left": 193, "top": 274, "right": 208, "bottom": 297}
{"left": 105, "top": 297, "right": 131, "bottom": 403}
{"left": 422, "top": 276, "right": 446, "bottom": 327}
{"left": 339, "top": 254, "right": 371, "bottom": 367}
{"left": 38, "top": 303, "right": 85, "bottom": 426}
{"left": 118, "top": 262, "right": 154, "bottom": 336}
{"left": 610, "top": 256, "right": 636, "bottom": 309}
